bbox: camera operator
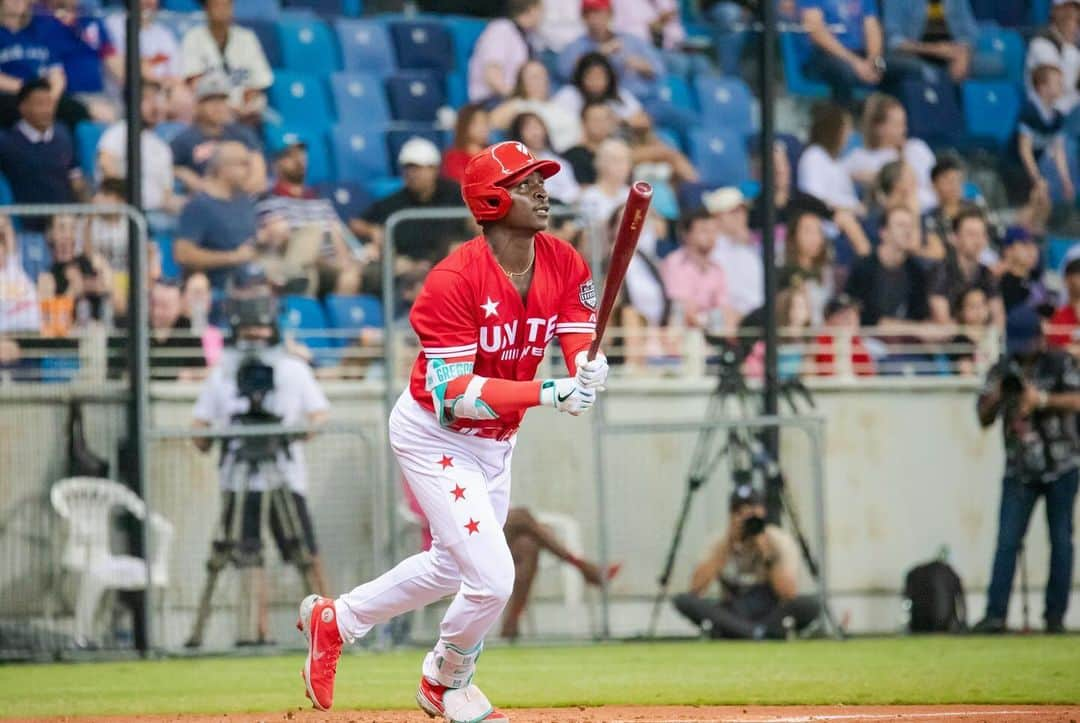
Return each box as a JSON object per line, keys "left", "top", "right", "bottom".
{"left": 672, "top": 486, "right": 821, "bottom": 639}
{"left": 972, "top": 305, "right": 1080, "bottom": 635}
{"left": 191, "top": 264, "right": 330, "bottom": 645}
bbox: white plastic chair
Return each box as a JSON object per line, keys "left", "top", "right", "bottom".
{"left": 50, "top": 477, "right": 173, "bottom": 645}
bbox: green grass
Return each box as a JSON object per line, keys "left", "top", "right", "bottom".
{"left": 1, "top": 637, "right": 1078, "bottom": 718}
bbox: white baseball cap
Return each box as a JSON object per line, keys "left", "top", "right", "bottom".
{"left": 398, "top": 137, "right": 441, "bottom": 167}
{"left": 702, "top": 186, "right": 747, "bottom": 214}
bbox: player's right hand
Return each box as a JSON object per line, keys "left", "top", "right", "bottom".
{"left": 540, "top": 377, "right": 596, "bottom": 416}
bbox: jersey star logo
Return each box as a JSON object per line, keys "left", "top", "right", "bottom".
{"left": 451, "top": 484, "right": 466, "bottom": 501}
{"left": 439, "top": 455, "right": 454, "bottom": 470}
{"left": 481, "top": 297, "right": 500, "bottom": 318}
{"left": 465, "top": 518, "right": 480, "bottom": 535}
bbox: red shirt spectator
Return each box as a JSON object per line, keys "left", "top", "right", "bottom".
{"left": 442, "top": 104, "right": 490, "bottom": 183}
{"left": 1048, "top": 257, "right": 1080, "bottom": 349}
{"left": 814, "top": 294, "right": 875, "bottom": 376}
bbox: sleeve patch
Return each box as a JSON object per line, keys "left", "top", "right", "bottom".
{"left": 579, "top": 280, "right": 597, "bottom": 310}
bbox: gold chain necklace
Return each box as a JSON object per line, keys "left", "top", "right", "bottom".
{"left": 497, "top": 248, "right": 535, "bottom": 279}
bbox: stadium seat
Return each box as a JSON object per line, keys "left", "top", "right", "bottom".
{"left": 962, "top": 81, "right": 1020, "bottom": 148}
{"left": 367, "top": 176, "right": 405, "bottom": 199}
{"left": 0, "top": 172, "right": 11, "bottom": 207}
{"left": 779, "top": 32, "right": 829, "bottom": 99}
{"left": 237, "top": 19, "right": 283, "bottom": 69}
{"left": 693, "top": 75, "right": 755, "bottom": 139}
{"left": 324, "top": 294, "right": 384, "bottom": 333}
{"left": 444, "top": 15, "right": 486, "bottom": 71}
{"left": 659, "top": 74, "right": 696, "bottom": 114}
{"left": 75, "top": 121, "right": 106, "bottom": 180}
{"left": 1047, "top": 236, "right": 1076, "bottom": 272}
{"left": 688, "top": 128, "right": 750, "bottom": 187}
{"left": 335, "top": 19, "right": 396, "bottom": 75}
{"left": 386, "top": 71, "right": 445, "bottom": 123}
{"left": 233, "top": 0, "right": 280, "bottom": 20}
{"left": 268, "top": 71, "right": 334, "bottom": 131}
{"left": 331, "top": 125, "right": 391, "bottom": 182}
{"left": 263, "top": 124, "right": 333, "bottom": 184}
{"left": 279, "top": 296, "right": 339, "bottom": 365}
{"left": 277, "top": 15, "right": 339, "bottom": 74}
{"left": 284, "top": 0, "right": 344, "bottom": 14}
{"left": 973, "top": 25, "right": 1025, "bottom": 85}
{"left": 898, "top": 79, "right": 963, "bottom": 150}
{"left": 314, "top": 180, "right": 373, "bottom": 221}
{"left": 446, "top": 69, "right": 467, "bottom": 109}
{"left": 389, "top": 20, "right": 454, "bottom": 73}
{"left": 329, "top": 72, "right": 391, "bottom": 129}
{"left": 161, "top": 0, "right": 199, "bottom": 11}
{"left": 387, "top": 127, "right": 444, "bottom": 174}
{"left": 154, "top": 232, "right": 181, "bottom": 281}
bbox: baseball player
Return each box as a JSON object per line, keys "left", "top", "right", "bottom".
{"left": 297, "top": 141, "right": 609, "bottom": 721}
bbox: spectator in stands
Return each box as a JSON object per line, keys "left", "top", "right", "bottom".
{"left": 661, "top": 208, "right": 731, "bottom": 330}
{"left": 998, "top": 226, "right": 1051, "bottom": 314}
{"left": 257, "top": 142, "right": 365, "bottom": 297}
{"left": 798, "top": 0, "right": 884, "bottom": 105}
{"left": 0, "top": 214, "right": 39, "bottom": 333}
{"left": 106, "top": 0, "right": 189, "bottom": 119}
{"left": 0, "top": 0, "right": 89, "bottom": 129}
{"left": 146, "top": 278, "right": 208, "bottom": 381}
{"left": 84, "top": 178, "right": 128, "bottom": 271}
{"left": 489, "top": 60, "right": 581, "bottom": 153}
{"left": 922, "top": 156, "right": 968, "bottom": 262}
{"left": 947, "top": 285, "right": 991, "bottom": 375}
{"left": 510, "top": 111, "right": 581, "bottom": 203}
{"left": 42, "top": 213, "right": 109, "bottom": 324}
{"left": 1048, "top": 258, "right": 1080, "bottom": 352}
{"left": 538, "top": 0, "right": 585, "bottom": 53}
{"left": 46, "top": 0, "right": 121, "bottom": 121}
{"left": 173, "top": 141, "right": 260, "bottom": 293}
{"left": 97, "top": 78, "right": 182, "bottom": 217}
{"left": 606, "top": 202, "right": 672, "bottom": 364}
{"left": 882, "top": 0, "right": 978, "bottom": 85}
{"left": 846, "top": 93, "right": 937, "bottom": 208}
{"left": 442, "top": 103, "right": 490, "bottom": 183}
{"left": 553, "top": 51, "right": 645, "bottom": 123}
{"left": 813, "top": 293, "right": 875, "bottom": 376}
{"left": 563, "top": 100, "right": 617, "bottom": 185}
{"left": 706, "top": 186, "right": 763, "bottom": 319}
{"left": 0, "top": 79, "right": 85, "bottom": 230}
{"left": 929, "top": 209, "right": 1003, "bottom": 327}
{"left": 1026, "top": 0, "right": 1080, "bottom": 116}
{"left": 579, "top": 138, "right": 631, "bottom": 230}
{"left": 558, "top": 0, "right": 664, "bottom": 103}
{"left": 180, "top": 0, "right": 272, "bottom": 126}
{"left": 779, "top": 210, "right": 833, "bottom": 325}
{"left": 354, "top": 138, "right": 468, "bottom": 274}
{"left": 1008, "top": 64, "right": 1075, "bottom": 208}
{"left": 467, "top": 0, "right": 543, "bottom": 106}
{"left": 798, "top": 103, "right": 862, "bottom": 216}
{"left": 613, "top": 0, "right": 684, "bottom": 53}
{"left": 845, "top": 205, "right": 932, "bottom": 327}
{"left": 867, "top": 160, "right": 922, "bottom": 253}
{"left": 170, "top": 72, "right": 265, "bottom": 195}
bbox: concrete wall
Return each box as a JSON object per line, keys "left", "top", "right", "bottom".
{"left": 2, "top": 376, "right": 1076, "bottom": 648}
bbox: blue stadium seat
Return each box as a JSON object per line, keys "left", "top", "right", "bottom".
{"left": 444, "top": 15, "right": 486, "bottom": 71}
{"left": 962, "top": 81, "right": 1020, "bottom": 148}
{"left": 688, "top": 128, "right": 750, "bottom": 187}
{"left": 331, "top": 125, "right": 391, "bottom": 182}
{"left": 269, "top": 71, "right": 334, "bottom": 131}
{"left": 161, "top": 0, "right": 199, "bottom": 11}
{"left": 898, "top": 79, "right": 963, "bottom": 149}
{"left": 389, "top": 20, "right": 454, "bottom": 73}
{"left": 0, "top": 171, "right": 11, "bottom": 206}
{"left": 329, "top": 72, "right": 391, "bottom": 129}
{"left": 18, "top": 232, "right": 51, "bottom": 282}
{"left": 446, "top": 69, "right": 467, "bottom": 109}
{"left": 693, "top": 75, "right": 754, "bottom": 139}
{"left": 284, "top": 0, "right": 344, "bottom": 14}
{"left": 234, "top": 0, "right": 280, "bottom": 20}
{"left": 279, "top": 296, "right": 339, "bottom": 365}
{"left": 1047, "top": 236, "right": 1076, "bottom": 272}
{"left": 277, "top": 16, "right": 339, "bottom": 74}
{"left": 324, "top": 294, "right": 384, "bottom": 333}
{"left": 367, "top": 176, "right": 405, "bottom": 199}
{"left": 335, "top": 19, "right": 395, "bottom": 75}
{"left": 974, "top": 25, "right": 1025, "bottom": 85}
{"left": 154, "top": 232, "right": 181, "bottom": 281}
{"left": 75, "top": 121, "right": 106, "bottom": 180}
{"left": 779, "top": 32, "right": 829, "bottom": 99}
{"left": 386, "top": 71, "right": 444, "bottom": 123}
{"left": 387, "top": 127, "right": 444, "bottom": 175}
{"left": 660, "top": 74, "right": 696, "bottom": 114}
{"left": 314, "top": 180, "right": 373, "bottom": 221}
{"left": 263, "top": 124, "right": 333, "bottom": 184}
{"left": 238, "top": 19, "right": 283, "bottom": 69}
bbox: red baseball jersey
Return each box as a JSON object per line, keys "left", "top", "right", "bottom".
{"left": 408, "top": 232, "right": 598, "bottom": 438}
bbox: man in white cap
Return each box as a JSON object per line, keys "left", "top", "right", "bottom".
{"left": 703, "top": 186, "right": 764, "bottom": 320}
{"left": 353, "top": 137, "right": 469, "bottom": 275}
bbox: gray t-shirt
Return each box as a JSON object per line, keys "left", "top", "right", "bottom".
{"left": 176, "top": 192, "right": 257, "bottom": 289}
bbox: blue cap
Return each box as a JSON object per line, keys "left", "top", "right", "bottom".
{"left": 1002, "top": 225, "right": 1034, "bottom": 247}
{"left": 1006, "top": 305, "right": 1043, "bottom": 355}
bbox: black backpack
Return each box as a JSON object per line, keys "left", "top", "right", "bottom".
{"left": 904, "top": 560, "right": 967, "bottom": 633}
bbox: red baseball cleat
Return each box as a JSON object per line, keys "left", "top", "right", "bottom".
{"left": 416, "top": 677, "right": 509, "bottom": 721}
{"left": 297, "top": 594, "right": 342, "bottom": 711}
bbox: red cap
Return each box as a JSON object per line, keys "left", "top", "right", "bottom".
{"left": 581, "top": 0, "right": 612, "bottom": 13}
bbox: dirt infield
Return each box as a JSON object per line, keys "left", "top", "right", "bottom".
{"left": 20, "top": 706, "right": 1080, "bottom": 723}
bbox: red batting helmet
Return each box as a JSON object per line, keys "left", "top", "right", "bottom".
{"left": 461, "top": 141, "right": 560, "bottom": 222}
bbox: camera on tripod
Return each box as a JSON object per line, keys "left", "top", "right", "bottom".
{"left": 999, "top": 359, "right": 1026, "bottom": 399}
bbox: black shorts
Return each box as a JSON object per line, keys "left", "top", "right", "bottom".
{"left": 220, "top": 490, "right": 319, "bottom": 566}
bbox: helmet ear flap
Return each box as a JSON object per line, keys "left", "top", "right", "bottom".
{"left": 463, "top": 182, "right": 513, "bottom": 222}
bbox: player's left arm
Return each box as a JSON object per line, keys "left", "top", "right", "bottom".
{"left": 556, "top": 245, "right": 608, "bottom": 390}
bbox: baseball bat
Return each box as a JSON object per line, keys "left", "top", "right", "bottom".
{"left": 588, "top": 181, "right": 653, "bottom": 361}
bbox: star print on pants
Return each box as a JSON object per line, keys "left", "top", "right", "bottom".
{"left": 451, "top": 484, "right": 466, "bottom": 501}
{"left": 465, "top": 518, "right": 480, "bottom": 535}
{"left": 439, "top": 454, "right": 454, "bottom": 470}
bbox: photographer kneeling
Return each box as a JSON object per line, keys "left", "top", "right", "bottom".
{"left": 973, "top": 306, "right": 1080, "bottom": 635}
{"left": 191, "top": 264, "right": 330, "bottom": 645}
{"left": 672, "top": 486, "right": 820, "bottom": 640}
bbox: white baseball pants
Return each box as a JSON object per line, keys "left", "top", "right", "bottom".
{"left": 334, "top": 392, "right": 516, "bottom": 664}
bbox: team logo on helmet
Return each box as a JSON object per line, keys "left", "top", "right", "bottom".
{"left": 492, "top": 142, "right": 532, "bottom": 175}
{"left": 579, "top": 280, "right": 597, "bottom": 310}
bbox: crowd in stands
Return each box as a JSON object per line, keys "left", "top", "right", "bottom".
{"left": 4, "top": 0, "right": 1080, "bottom": 382}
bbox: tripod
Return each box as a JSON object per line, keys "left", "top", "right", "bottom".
{"left": 646, "top": 346, "right": 841, "bottom": 639}
{"left": 185, "top": 427, "right": 319, "bottom": 648}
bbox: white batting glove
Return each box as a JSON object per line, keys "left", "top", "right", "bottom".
{"left": 540, "top": 377, "right": 596, "bottom": 416}
{"left": 574, "top": 350, "right": 609, "bottom": 391}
